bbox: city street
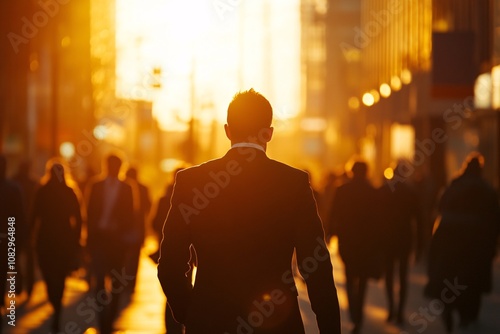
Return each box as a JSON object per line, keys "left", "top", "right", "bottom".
{"left": 2, "top": 1, "right": 499, "bottom": 333}
{"left": 5, "top": 239, "right": 500, "bottom": 334}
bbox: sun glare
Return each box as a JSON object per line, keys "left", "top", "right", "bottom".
{"left": 115, "top": 0, "right": 301, "bottom": 132}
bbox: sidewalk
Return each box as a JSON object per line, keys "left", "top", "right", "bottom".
{"left": 4, "top": 241, "right": 166, "bottom": 334}
{"left": 4, "top": 240, "right": 500, "bottom": 334}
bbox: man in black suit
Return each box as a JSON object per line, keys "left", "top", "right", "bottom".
{"left": 329, "top": 160, "right": 381, "bottom": 334}
{"left": 158, "top": 89, "right": 341, "bottom": 333}
{"left": 86, "top": 154, "right": 135, "bottom": 334}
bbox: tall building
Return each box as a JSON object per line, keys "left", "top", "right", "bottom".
{"left": 1, "top": 0, "right": 93, "bottom": 178}
{"left": 430, "top": 0, "right": 496, "bottom": 187}
{"left": 323, "top": 0, "right": 433, "bottom": 183}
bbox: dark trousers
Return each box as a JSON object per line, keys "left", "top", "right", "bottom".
{"left": 38, "top": 254, "right": 68, "bottom": 332}
{"left": 385, "top": 252, "right": 409, "bottom": 321}
{"left": 89, "top": 234, "right": 129, "bottom": 334}
{"left": 124, "top": 242, "right": 142, "bottom": 292}
{"left": 345, "top": 266, "right": 368, "bottom": 327}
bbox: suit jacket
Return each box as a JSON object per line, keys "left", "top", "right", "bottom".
{"left": 158, "top": 147, "right": 341, "bottom": 334}
{"left": 329, "top": 178, "right": 382, "bottom": 277}
{"left": 377, "top": 181, "right": 422, "bottom": 257}
{"left": 86, "top": 177, "right": 135, "bottom": 250}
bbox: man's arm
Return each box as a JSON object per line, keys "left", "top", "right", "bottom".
{"left": 157, "top": 172, "right": 193, "bottom": 324}
{"left": 293, "top": 172, "right": 341, "bottom": 333}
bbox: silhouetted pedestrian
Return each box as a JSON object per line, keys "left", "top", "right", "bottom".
{"left": 30, "top": 159, "right": 82, "bottom": 332}
{"left": 425, "top": 153, "right": 500, "bottom": 333}
{"left": 329, "top": 160, "right": 382, "bottom": 334}
{"left": 158, "top": 89, "right": 341, "bottom": 333}
{"left": 86, "top": 153, "right": 135, "bottom": 334}
{"left": 319, "top": 171, "right": 341, "bottom": 241}
{"left": 378, "top": 161, "right": 423, "bottom": 324}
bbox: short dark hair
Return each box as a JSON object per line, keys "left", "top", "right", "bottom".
{"left": 227, "top": 88, "right": 272, "bottom": 141}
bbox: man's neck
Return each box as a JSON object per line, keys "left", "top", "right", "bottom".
{"left": 231, "top": 142, "right": 266, "bottom": 152}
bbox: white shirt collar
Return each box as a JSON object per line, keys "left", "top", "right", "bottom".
{"left": 231, "top": 142, "right": 265, "bottom": 153}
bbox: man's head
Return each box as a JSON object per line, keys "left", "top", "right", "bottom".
{"left": 351, "top": 161, "right": 368, "bottom": 180}
{"left": 106, "top": 154, "right": 123, "bottom": 178}
{"left": 224, "top": 88, "right": 273, "bottom": 145}
{"left": 126, "top": 167, "right": 138, "bottom": 180}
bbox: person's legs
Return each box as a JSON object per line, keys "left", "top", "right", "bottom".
{"left": 442, "top": 304, "right": 454, "bottom": 333}
{"left": 357, "top": 275, "right": 368, "bottom": 326}
{"left": 397, "top": 254, "right": 409, "bottom": 323}
{"left": 344, "top": 267, "right": 358, "bottom": 324}
{"left": 124, "top": 242, "right": 141, "bottom": 292}
{"left": 348, "top": 274, "right": 367, "bottom": 334}
{"left": 92, "top": 245, "right": 116, "bottom": 334}
{"left": 384, "top": 256, "right": 395, "bottom": 321}
{"left": 456, "top": 287, "right": 481, "bottom": 328}
{"left": 47, "top": 275, "right": 65, "bottom": 332}
{"left": 345, "top": 261, "right": 368, "bottom": 333}
{"left": 39, "top": 260, "right": 66, "bottom": 332}
{"left": 100, "top": 245, "right": 129, "bottom": 334}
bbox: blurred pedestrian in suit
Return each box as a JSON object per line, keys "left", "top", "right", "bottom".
{"left": 0, "top": 155, "right": 24, "bottom": 332}
{"left": 329, "top": 160, "right": 382, "bottom": 334}
{"left": 12, "top": 159, "right": 38, "bottom": 298}
{"left": 425, "top": 152, "right": 500, "bottom": 333}
{"left": 86, "top": 154, "right": 135, "bottom": 334}
{"left": 30, "top": 159, "right": 82, "bottom": 333}
{"left": 378, "top": 160, "right": 423, "bottom": 324}
{"left": 158, "top": 89, "right": 341, "bottom": 333}
{"left": 124, "top": 166, "right": 151, "bottom": 292}
{"left": 318, "top": 171, "right": 340, "bottom": 239}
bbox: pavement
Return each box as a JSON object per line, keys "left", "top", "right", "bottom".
{"left": 4, "top": 239, "right": 500, "bottom": 334}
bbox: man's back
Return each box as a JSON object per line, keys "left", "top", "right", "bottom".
{"left": 158, "top": 88, "right": 340, "bottom": 333}
{"left": 159, "top": 147, "right": 340, "bottom": 333}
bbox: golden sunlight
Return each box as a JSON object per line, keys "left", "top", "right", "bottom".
{"left": 115, "top": 0, "right": 301, "bottom": 132}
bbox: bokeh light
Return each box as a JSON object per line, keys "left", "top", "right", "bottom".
{"left": 362, "top": 92, "right": 375, "bottom": 107}
{"left": 59, "top": 142, "right": 75, "bottom": 159}
{"left": 379, "top": 83, "right": 391, "bottom": 98}
{"left": 390, "top": 76, "right": 402, "bottom": 91}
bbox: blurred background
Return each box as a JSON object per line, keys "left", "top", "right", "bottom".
{"left": 0, "top": 0, "right": 499, "bottom": 196}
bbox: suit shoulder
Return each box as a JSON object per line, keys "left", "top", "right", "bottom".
{"left": 121, "top": 180, "right": 133, "bottom": 191}
{"left": 267, "top": 159, "right": 309, "bottom": 181}
{"left": 170, "top": 158, "right": 223, "bottom": 187}
{"left": 176, "top": 157, "right": 226, "bottom": 175}
{"left": 87, "top": 176, "right": 105, "bottom": 189}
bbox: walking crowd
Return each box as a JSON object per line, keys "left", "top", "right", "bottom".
{"left": 0, "top": 90, "right": 499, "bottom": 334}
